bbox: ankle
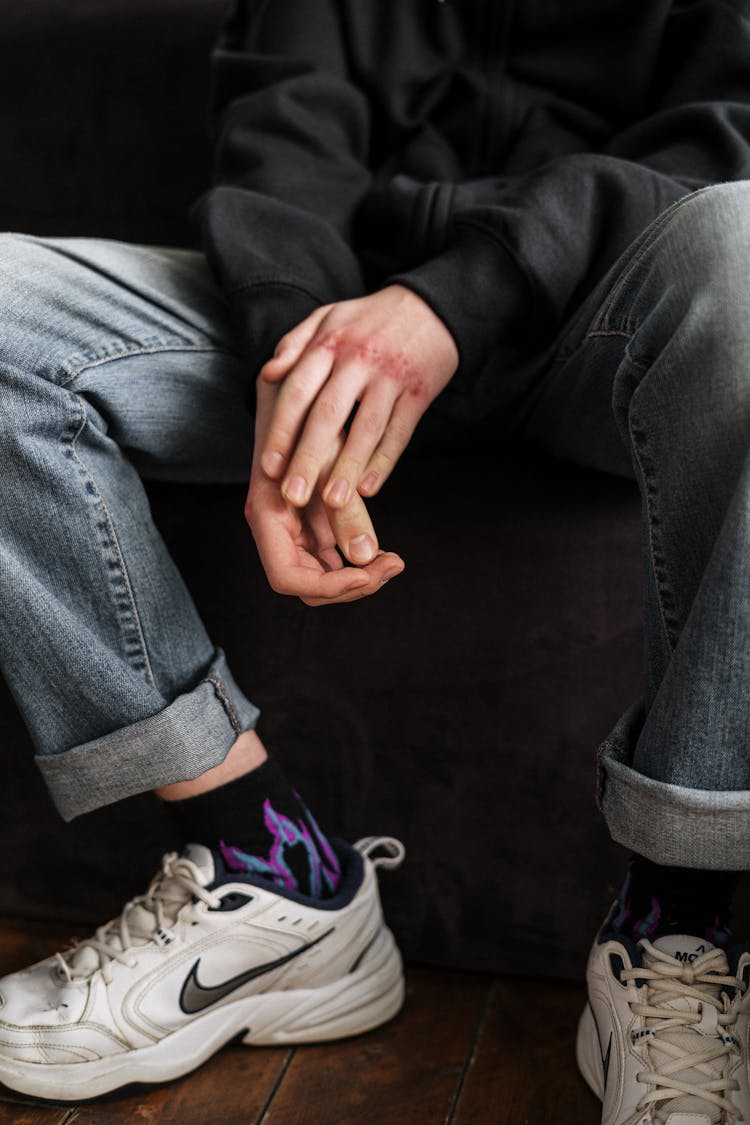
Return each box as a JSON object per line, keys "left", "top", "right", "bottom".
{"left": 160, "top": 755, "right": 341, "bottom": 900}
{"left": 155, "top": 730, "right": 268, "bottom": 802}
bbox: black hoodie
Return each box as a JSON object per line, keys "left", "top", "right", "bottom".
{"left": 195, "top": 0, "right": 750, "bottom": 396}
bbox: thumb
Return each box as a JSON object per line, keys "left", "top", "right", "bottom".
{"left": 326, "top": 488, "right": 380, "bottom": 566}
{"left": 318, "top": 431, "right": 380, "bottom": 565}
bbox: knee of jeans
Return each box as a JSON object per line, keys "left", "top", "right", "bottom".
{"left": 623, "top": 184, "right": 750, "bottom": 381}
{"left": 0, "top": 233, "right": 74, "bottom": 391}
{"left": 0, "top": 231, "right": 39, "bottom": 283}
{"left": 0, "top": 232, "right": 50, "bottom": 356}
{"left": 611, "top": 185, "right": 750, "bottom": 441}
{"left": 0, "top": 234, "right": 60, "bottom": 435}
{"left": 654, "top": 183, "right": 750, "bottom": 306}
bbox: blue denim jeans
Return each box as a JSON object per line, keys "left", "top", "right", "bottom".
{"left": 521, "top": 182, "right": 750, "bottom": 870}
{"left": 0, "top": 237, "right": 259, "bottom": 819}
{"left": 1, "top": 183, "right": 748, "bottom": 869}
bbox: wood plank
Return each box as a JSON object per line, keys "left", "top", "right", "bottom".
{"left": 68, "top": 1045, "right": 292, "bottom": 1125}
{"left": 0, "top": 1042, "right": 290, "bottom": 1125}
{"left": 0, "top": 1102, "right": 68, "bottom": 1125}
{"left": 262, "top": 967, "right": 490, "bottom": 1125}
{"left": 451, "top": 978, "right": 600, "bottom": 1125}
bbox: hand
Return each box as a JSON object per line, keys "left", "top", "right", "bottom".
{"left": 246, "top": 378, "right": 405, "bottom": 606}
{"left": 258, "top": 285, "right": 458, "bottom": 509}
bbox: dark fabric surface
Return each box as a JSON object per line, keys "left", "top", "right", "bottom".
{"left": 2, "top": 452, "right": 646, "bottom": 978}
{"left": 0, "top": 0, "right": 228, "bottom": 246}
{"left": 0, "top": 0, "right": 716, "bottom": 978}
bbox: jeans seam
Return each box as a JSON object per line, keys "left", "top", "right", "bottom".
{"left": 625, "top": 362, "right": 679, "bottom": 666}
{"left": 59, "top": 344, "right": 237, "bottom": 387}
{"left": 585, "top": 330, "right": 651, "bottom": 372}
{"left": 64, "top": 392, "right": 158, "bottom": 689}
{"left": 596, "top": 731, "right": 628, "bottom": 808}
{"left": 204, "top": 675, "right": 242, "bottom": 735}
{"left": 583, "top": 325, "right": 675, "bottom": 660}
{"left": 628, "top": 402, "right": 677, "bottom": 657}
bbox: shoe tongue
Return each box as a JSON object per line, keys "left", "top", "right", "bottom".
{"left": 69, "top": 845, "right": 218, "bottom": 972}
{"left": 116, "top": 845, "right": 217, "bottom": 944}
{"left": 643, "top": 935, "right": 727, "bottom": 1125}
{"left": 651, "top": 934, "right": 716, "bottom": 961}
{"left": 179, "top": 843, "right": 217, "bottom": 886}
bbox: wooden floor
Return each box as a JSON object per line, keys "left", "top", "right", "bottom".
{"left": 0, "top": 918, "right": 600, "bottom": 1124}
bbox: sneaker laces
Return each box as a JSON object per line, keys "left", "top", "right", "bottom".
{"left": 620, "top": 940, "right": 742, "bottom": 1123}
{"left": 55, "top": 852, "right": 222, "bottom": 986}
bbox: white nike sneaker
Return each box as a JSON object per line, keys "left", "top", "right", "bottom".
{"left": 577, "top": 919, "right": 750, "bottom": 1124}
{"left": 0, "top": 835, "right": 405, "bottom": 1102}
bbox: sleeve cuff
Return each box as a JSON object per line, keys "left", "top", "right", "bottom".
{"left": 388, "top": 223, "right": 532, "bottom": 393}
{"left": 228, "top": 281, "right": 321, "bottom": 414}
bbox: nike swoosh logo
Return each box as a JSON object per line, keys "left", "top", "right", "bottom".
{"left": 179, "top": 927, "right": 335, "bottom": 1015}
{"left": 602, "top": 1031, "right": 613, "bottom": 1086}
{"left": 589, "top": 1002, "right": 614, "bottom": 1089}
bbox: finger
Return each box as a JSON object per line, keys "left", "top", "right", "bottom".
{"left": 277, "top": 565, "right": 370, "bottom": 600}
{"left": 357, "top": 396, "right": 423, "bottom": 497}
{"left": 318, "top": 546, "right": 344, "bottom": 571}
{"left": 259, "top": 306, "right": 331, "bottom": 383}
{"left": 260, "top": 344, "right": 336, "bottom": 482}
{"left": 322, "top": 381, "right": 399, "bottom": 509}
{"left": 325, "top": 484, "right": 380, "bottom": 566}
{"left": 302, "top": 551, "right": 405, "bottom": 607}
{"left": 247, "top": 482, "right": 366, "bottom": 599}
{"left": 304, "top": 502, "right": 345, "bottom": 571}
{"left": 304, "top": 436, "right": 374, "bottom": 569}
{"left": 257, "top": 526, "right": 369, "bottom": 597}
{"left": 281, "top": 363, "right": 366, "bottom": 508}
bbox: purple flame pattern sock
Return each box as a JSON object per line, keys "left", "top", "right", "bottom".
{"left": 611, "top": 854, "right": 738, "bottom": 948}
{"left": 164, "top": 757, "right": 341, "bottom": 900}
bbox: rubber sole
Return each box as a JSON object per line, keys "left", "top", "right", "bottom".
{"left": 0, "top": 926, "right": 404, "bottom": 1102}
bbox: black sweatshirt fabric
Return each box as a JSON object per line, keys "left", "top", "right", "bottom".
{"left": 195, "top": 0, "right": 750, "bottom": 398}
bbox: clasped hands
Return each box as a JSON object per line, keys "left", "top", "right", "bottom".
{"left": 245, "top": 284, "right": 458, "bottom": 606}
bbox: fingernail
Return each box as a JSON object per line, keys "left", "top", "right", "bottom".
{"left": 361, "top": 472, "right": 378, "bottom": 493}
{"left": 284, "top": 476, "right": 308, "bottom": 504}
{"left": 263, "top": 451, "right": 285, "bottom": 476}
{"left": 327, "top": 478, "right": 350, "bottom": 506}
{"left": 380, "top": 569, "right": 400, "bottom": 585}
{"left": 349, "top": 533, "right": 375, "bottom": 564}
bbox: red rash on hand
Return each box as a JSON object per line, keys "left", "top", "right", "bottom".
{"left": 377, "top": 350, "right": 424, "bottom": 395}
{"left": 319, "top": 330, "right": 345, "bottom": 353}
{"left": 319, "top": 329, "right": 424, "bottom": 397}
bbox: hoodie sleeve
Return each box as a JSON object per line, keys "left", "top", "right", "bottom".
{"left": 390, "top": 0, "right": 750, "bottom": 389}
{"left": 194, "top": 0, "right": 372, "bottom": 375}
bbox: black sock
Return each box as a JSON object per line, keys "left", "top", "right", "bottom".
{"left": 164, "top": 758, "right": 341, "bottom": 900}
{"left": 611, "top": 853, "right": 739, "bottom": 947}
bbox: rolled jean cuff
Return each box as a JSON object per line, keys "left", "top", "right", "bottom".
{"left": 35, "top": 649, "right": 260, "bottom": 822}
{"left": 598, "top": 700, "right": 750, "bottom": 870}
